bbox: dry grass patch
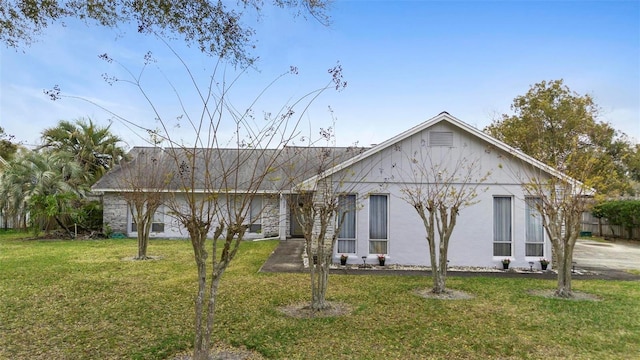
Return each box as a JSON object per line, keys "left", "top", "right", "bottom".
{"left": 173, "top": 343, "right": 266, "bottom": 360}
{"left": 415, "top": 288, "right": 475, "bottom": 300}
{"left": 278, "top": 301, "right": 353, "bottom": 318}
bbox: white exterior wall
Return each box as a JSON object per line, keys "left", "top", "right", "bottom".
{"left": 332, "top": 120, "right": 553, "bottom": 269}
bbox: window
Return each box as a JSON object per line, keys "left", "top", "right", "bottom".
{"left": 249, "top": 197, "right": 262, "bottom": 233}
{"left": 337, "top": 194, "right": 356, "bottom": 253}
{"left": 369, "top": 195, "right": 388, "bottom": 254}
{"left": 429, "top": 131, "right": 453, "bottom": 147}
{"left": 525, "top": 197, "right": 544, "bottom": 256}
{"left": 131, "top": 206, "right": 165, "bottom": 233}
{"left": 493, "top": 196, "right": 512, "bottom": 256}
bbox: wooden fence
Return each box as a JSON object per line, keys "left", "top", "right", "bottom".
{"left": 581, "top": 211, "right": 640, "bottom": 240}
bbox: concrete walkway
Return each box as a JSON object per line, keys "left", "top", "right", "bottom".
{"left": 259, "top": 239, "right": 305, "bottom": 273}
{"left": 574, "top": 238, "right": 640, "bottom": 271}
{"left": 260, "top": 239, "right": 640, "bottom": 281}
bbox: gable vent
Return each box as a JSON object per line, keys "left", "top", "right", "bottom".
{"left": 429, "top": 131, "right": 453, "bottom": 147}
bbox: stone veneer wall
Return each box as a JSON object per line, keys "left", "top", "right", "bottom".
{"left": 307, "top": 179, "right": 336, "bottom": 254}
{"left": 261, "top": 195, "right": 280, "bottom": 237}
{"left": 102, "top": 192, "right": 290, "bottom": 238}
{"left": 102, "top": 192, "right": 129, "bottom": 234}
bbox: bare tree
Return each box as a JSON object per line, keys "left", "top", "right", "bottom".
{"left": 283, "top": 134, "right": 367, "bottom": 310}
{"left": 114, "top": 146, "right": 173, "bottom": 260}
{"left": 393, "top": 145, "right": 489, "bottom": 294}
{"left": 516, "top": 166, "right": 593, "bottom": 298}
{"left": 86, "top": 46, "right": 346, "bottom": 358}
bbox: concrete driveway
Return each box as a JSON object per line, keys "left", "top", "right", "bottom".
{"left": 574, "top": 239, "right": 640, "bottom": 271}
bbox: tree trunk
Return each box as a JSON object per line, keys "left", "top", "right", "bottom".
{"left": 203, "top": 273, "right": 222, "bottom": 359}
{"left": 554, "top": 239, "right": 574, "bottom": 298}
{"left": 136, "top": 232, "right": 148, "bottom": 259}
{"left": 192, "top": 247, "right": 208, "bottom": 360}
{"left": 54, "top": 216, "right": 74, "bottom": 238}
{"left": 134, "top": 219, "right": 151, "bottom": 260}
{"left": 310, "top": 252, "right": 331, "bottom": 311}
{"left": 422, "top": 211, "right": 441, "bottom": 293}
{"left": 188, "top": 224, "right": 213, "bottom": 360}
{"left": 433, "top": 238, "right": 449, "bottom": 294}
{"left": 597, "top": 217, "right": 602, "bottom": 237}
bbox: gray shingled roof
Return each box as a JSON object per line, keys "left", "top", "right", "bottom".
{"left": 91, "top": 146, "right": 367, "bottom": 193}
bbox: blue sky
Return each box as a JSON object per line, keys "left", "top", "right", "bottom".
{"left": 1, "top": 0, "right": 638, "bottom": 149}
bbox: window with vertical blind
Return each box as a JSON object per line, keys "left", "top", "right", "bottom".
{"left": 131, "top": 206, "right": 165, "bottom": 233}
{"left": 525, "top": 197, "right": 544, "bottom": 256}
{"left": 337, "top": 194, "right": 356, "bottom": 253}
{"left": 493, "top": 196, "right": 512, "bottom": 256}
{"left": 249, "top": 196, "right": 262, "bottom": 233}
{"left": 369, "top": 194, "right": 388, "bottom": 254}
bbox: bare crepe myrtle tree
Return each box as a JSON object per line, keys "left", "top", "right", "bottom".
{"left": 513, "top": 164, "right": 594, "bottom": 298}
{"left": 115, "top": 146, "right": 173, "bottom": 260}
{"left": 283, "top": 124, "right": 368, "bottom": 311}
{"left": 86, "top": 46, "right": 347, "bottom": 357}
{"left": 393, "top": 144, "right": 490, "bottom": 294}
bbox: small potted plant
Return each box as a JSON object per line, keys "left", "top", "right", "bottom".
{"left": 340, "top": 254, "right": 348, "bottom": 266}
{"left": 502, "top": 258, "right": 511, "bottom": 270}
{"left": 539, "top": 258, "right": 549, "bottom": 271}
{"left": 378, "top": 254, "right": 386, "bottom": 266}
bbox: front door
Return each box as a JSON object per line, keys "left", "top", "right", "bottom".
{"left": 289, "top": 194, "right": 305, "bottom": 238}
{"left": 290, "top": 207, "right": 304, "bottom": 238}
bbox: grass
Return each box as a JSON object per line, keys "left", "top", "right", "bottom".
{"left": 1, "top": 233, "right": 639, "bottom": 359}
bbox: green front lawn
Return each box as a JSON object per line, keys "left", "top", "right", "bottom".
{"left": 1, "top": 234, "right": 638, "bottom": 359}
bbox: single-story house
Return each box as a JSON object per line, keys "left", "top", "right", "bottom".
{"left": 93, "top": 112, "right": 576, "bottom": 269}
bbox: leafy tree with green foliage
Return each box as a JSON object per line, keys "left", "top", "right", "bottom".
{"left": 485, "top": 79, "right": 634, "bottom": 196}
{"left": 592, "top": 200, "right": 640, "bottom": 240}
{"left": 486, "top": 79, "right": 615, "bottom": 298}
{"left": 0, "top": 0, "right": 330, "bottom": 66}
{"left": 40, "top": 118, "right": 127, "bottom": 184}
{"left": 0, "top": 126, "right": 18, "bottom": 163}
{"left": 626, "top": 144, "right": 640, "bottom": 183}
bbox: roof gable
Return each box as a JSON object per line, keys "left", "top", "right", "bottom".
{"left": 300, "top": 112, "right": 581, "bottom": 188}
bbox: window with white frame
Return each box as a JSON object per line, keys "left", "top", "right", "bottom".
{"left": 493, "top": 196, "right": 512, "bottom": 256}
{"left": 337, "top": 194, "right": 356, "bottom": 253}
{"left": 525, "top": 197, "right": 544, "bottom": 256}
{"left": 249, "top": 196, "right": 262, "bottom": 233}
{"left": 369, "top": 194, "right": 388, "bottom": 254}
{"left": 131, "top": 205, "right": 165, "bottom": 233}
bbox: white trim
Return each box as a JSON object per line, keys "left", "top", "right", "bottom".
{"left": 337, "top": 194, "right": 357, "bottom": 240}
{"left": 368, "top": 193, "right": 389, "bottom": 255}
{"left": 492, "top": 195, "right": 513, "bottom": 257}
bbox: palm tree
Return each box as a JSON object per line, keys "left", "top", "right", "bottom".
{"left": 0, "top": 148, "right": 34, "bottom": 229}
{"left": 0, "top": 150, "right": 86, "bottom": 236}
{"left": 40, "top": 118, "right": 128, "bottom": 184}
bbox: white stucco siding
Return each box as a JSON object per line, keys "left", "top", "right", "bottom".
{"left": 332, "top": 182, "right": 552, "bottom": 268}
{"left": 330, "top": 122, "right": 554, "bottom": 268}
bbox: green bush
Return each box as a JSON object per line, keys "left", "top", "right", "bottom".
{"left": 592, "top": 200, "right": 640, "bottom": 239}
